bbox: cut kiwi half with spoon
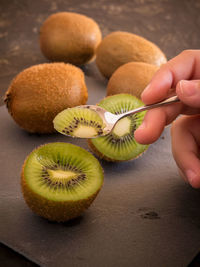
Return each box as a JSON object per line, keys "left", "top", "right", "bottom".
{"left": 53, "top": 107, "right": 106, "bottom": 138}
{"left": 21, "top": 142, "right": 104, "bottom": 222}
{"left": 88, "top": 94, "right": 149, "bottom": 161}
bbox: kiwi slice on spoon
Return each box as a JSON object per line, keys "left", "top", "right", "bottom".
{"left": 88, "top": 94, "right": 149, "bottom": 161}
{"left": 21, "top": 142, "right": 104, "bottom": 222}
{"left": 53, "top": 107, "right": 106, "bottom": 138}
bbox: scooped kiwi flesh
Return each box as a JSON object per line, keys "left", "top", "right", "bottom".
{"left": 21, "top": 142, "right": 104, "bottom": 222}
{"left": 89, "top": 94, "right": 149, "bottom": 161}
{"left": 53, "top": 107, "right": 106, "bottom": 138}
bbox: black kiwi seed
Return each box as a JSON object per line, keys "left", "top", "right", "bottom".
{"left": 67, "top": 179, "right": 75, "bottom": 187}
{"left": 66, "top": 181, "right": 71, "bottom": 187}
{"left": 58, "top": 182, "right": 62, "bottom": 188}
{"left": 49, "top": 165, "right": 56, "bottom": 170}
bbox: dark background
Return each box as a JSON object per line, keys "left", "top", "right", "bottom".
{"left": 0, "top": 0, "right": 200, "bottom": 266}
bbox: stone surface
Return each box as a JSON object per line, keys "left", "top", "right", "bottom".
{"left": 1, "top": 76, "right": 200, "bottom": 267}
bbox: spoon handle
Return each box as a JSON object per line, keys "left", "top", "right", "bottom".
{"left": 118, "top": 95, "right": 180, "bottom": 119}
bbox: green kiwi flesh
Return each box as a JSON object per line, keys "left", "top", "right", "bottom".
{"left": 21, "top": 142, "right": 104, "bottom": 222}
{"left": 53, "top": 107, "right": 106, "bottom": 138}
{"left": 89, "top": 94, "right": 149, "bottom": 161}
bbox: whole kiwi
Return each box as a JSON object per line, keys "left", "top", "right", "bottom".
{"left": 107, "top": 62, "right": 159, "bottom": 99}
{"left": 96, "top": 31, "right": 167, "bottom": 78}
{"left": 4, "top": 63, "right": 88, "bottom": 133}
{"left": 40, "top": 12, "right": 102, "bottom": 65}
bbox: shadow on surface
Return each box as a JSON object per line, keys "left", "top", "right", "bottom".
{"left": 0, "top": 243, "right": 38, "bottom": 267}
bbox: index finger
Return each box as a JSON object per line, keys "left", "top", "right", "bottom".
{"left": 141, "top": 50, "right": 200, "bottom": 104}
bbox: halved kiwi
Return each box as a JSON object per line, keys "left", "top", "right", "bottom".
{"left": 53, "top": 107, "right": 106, "bottom": 138}
{"left": 21, "top": 142, "right": 104, "bottom": 222}
{"left": 88, "top": 94, "right": 149, "bottom": 161}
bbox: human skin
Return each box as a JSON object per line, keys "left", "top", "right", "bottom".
{"left": 134, "top": 50, "right": 200, "bottom": 188}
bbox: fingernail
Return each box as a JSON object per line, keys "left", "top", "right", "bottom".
{"left": 186, "top": 169, "right": 197, "bottom": 185}
{"left": 180, "top": 80, "right": 198, "bottom": 96}
{"left": 141, "top": 84, "right": 151, "bottom": 98}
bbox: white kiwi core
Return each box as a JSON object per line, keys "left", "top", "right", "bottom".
{"left": 113, "top": 117, "right": 131, "bottom": 137}
{"left": 48, "top": 169, "right": 77, "bottom": 180}
{"left": 73, "top": 125, "right": 98, "bottom": 138}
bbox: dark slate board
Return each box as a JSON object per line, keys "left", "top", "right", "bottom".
{"left": 0, "top": 76, "right": 200, "bottom": 267}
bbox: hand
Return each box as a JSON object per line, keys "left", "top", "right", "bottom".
{"left": 134, "top": 50, "right": 200, "bottom": 188}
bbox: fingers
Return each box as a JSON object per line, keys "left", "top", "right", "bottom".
{"left": 141, "top": 50, "right": 200, "bottom": 105}
{"left": 134, "top": 49, "right": 200, "bottom": 189}
{"left": 135, "top": 50, "right": 200, "bottom": 145}
{"left": 176, "top": 80, "right": 200, "bottom": 109}
{"left": 134, "top": 102, "right": 182, "bottom": 144}
{"left": 134, "top": 108, "right": 166, "bottom": 144}
{"left": 171, "top": 115, "right": 200, "bottom": 188}
{"left": 135, "top": 79, "right": 200, "bottom": 144}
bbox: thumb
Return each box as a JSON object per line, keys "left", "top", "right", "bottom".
{"left": 176, "top": 80, "right": 200, "bottom": 108}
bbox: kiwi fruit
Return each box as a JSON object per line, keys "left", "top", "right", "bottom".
{"left": 21, "top": 142, "right": 104, "bottom": 222}
{"left": 96, "top": 31, "right": 167, "bottom": 78}
{"left": 88, "top": 94, "right": 149, "bottom": 161}
{"left": 4, "top": 63, "right": 88, "bottom": 133}
{"left": 107, "top": 62, "right": 159, "bottom": 99}
{"left": 53, "top": 107, "right": 106, "bottom": 138}
{"left": 40, "top": 12, "right": 102, "bottom": 65}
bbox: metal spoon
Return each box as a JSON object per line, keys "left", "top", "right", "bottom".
{"left": 81, "top": 95, "right": 180, "bottom": 136}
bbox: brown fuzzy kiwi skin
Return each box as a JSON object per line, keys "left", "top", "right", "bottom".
{"left": 96, "top": 31, "right": 167, "bottom": 78}
{"left": 21, "top": 146, "right": 103, "bottom": 222}
{"left": 107, "top": 62, "right": 159, "bottom": 99}
{"left": 40, "top": 12, "right": 102, "bottom": 65}
{"left": 4, "top": 63, "right": 88, "bottom": 134}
